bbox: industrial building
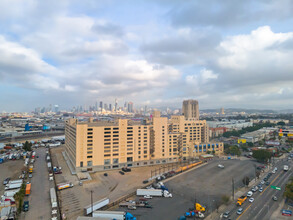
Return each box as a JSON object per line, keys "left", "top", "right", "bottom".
{"left": 65, "top": 101, "right": 223, "bottom": 172}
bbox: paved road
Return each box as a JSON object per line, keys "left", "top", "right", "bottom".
{"left": 239, "top": 159, "right": 292, "bottom": 220}
{"left": 116, "top": 158, "right": 262, "bottom": 219}
{"left": 223, "top": 157, "right": 292, "bottom": 220}
{"left": 21, "top": 148, "right": 51, "bottom": 220}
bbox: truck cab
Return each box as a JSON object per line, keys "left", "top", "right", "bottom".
{"left": 237, "top": 196, "right": 247, "bottom": 206}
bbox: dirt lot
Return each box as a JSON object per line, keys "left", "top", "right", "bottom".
{"left": 50, "top": 146, "right": 181, "bottom": 220}
{"left": 0, "top": 159, "right": 25, "bottom": 195}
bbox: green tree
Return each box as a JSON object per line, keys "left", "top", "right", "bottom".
{"left": 242, "top": 176, "right": 250, "bottom": 187}
{"left": 247, "top": 142, "right": 254, "bottom": 147}
{"left": 252, "top": 150, "right": 272, "bottom": 162}
{"left": 221, "top": 195, "right": 230, "bottom": 205}
{"left": 277, "top": 121, "right": 286, "bottom": 126}
{"left": 284, "top": 177, "right": 293, "bottom": 201}
{"left": 23, "top": 141, "right": 32, "bottom": 151}
{"left": 225, "top": 145, "right": 241, "bottom": 156}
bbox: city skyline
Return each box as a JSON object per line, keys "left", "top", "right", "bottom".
{"left": 1, "top": 1, "right": 293, "bottom": 112}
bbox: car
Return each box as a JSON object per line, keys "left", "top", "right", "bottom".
{"left": 36, "top": 156, "right": 39, "bottom": 158}
{"left": 251, "top": 187, "right": 257, "bottom": 192}
{"left": 274, "top": 167, "right": 277, "bottom": 171}
{"left": 264, "top": 178, "right": 267, "bottom": 181}
{"left": 259, "top": 187, "right": 263, "bottom": 192}
{"left": 266, "top": 181, "right": 270, "bottom": 186}
{"left": 122, "top": 167, "right": 132, "bottom": 172}
{"left": 249, "top": 198, "right": 255, "bottom": 203}
{"left": 119, "top": 171, "right": 125, "bottom": 175}
{"left": 143, "top": 180, "right": 149, "bottom": 184}
{"left": 272, "top": 170, "right": 276, "bottom": 174}
{"left": 3, "top": 178, "right": 10, "bottom": 185}
{"left": 23, "top": 201, "right": 29, "bottom": 212}
{"left": 261, "top": 180, "right": 265, "bottom": 185}
{"left": 237, "top": 208, "right": 243, "bottom": 215}
{"left": 223, "top": 211, "right": 230, "bottom": 218}
{"left": 28, "top": 174, "right": 33, "bottom": 178}
{"left": 272, "top": 196, "right": 277, "bottom": 201}
{"left": 103, "top": 173, "right": 108, "bottom": 176}
{"left": 218, "top": 164, "right": 224, "bottom": 168}
{"left": 247, "top": 191, "right": 253, "bottom": 197}
{"left": 257, "top": 184, "right": 262, "bottom": 188}
{"left": 254, "top": 186, "right": 258, "bottom": 191}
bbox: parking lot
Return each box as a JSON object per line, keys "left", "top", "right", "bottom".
{"left": 51, "top": 146, "right": 181, "bottom": 220}
{"left": 0, "top": 158, "right": 24, "bottom": 196}
{"left": 116, "top": 159, "right": 261, "bottom": 220}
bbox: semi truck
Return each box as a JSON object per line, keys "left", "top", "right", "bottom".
{"left": 50, "top": 188, "right": 58, "bottom": 209}
{"left": 84, "top": 198, "right": 110, "bottom": 215}
{"left": 25, "top": 183, "right": 31, "bottom": 196}
{"left": 57, "top": 182, "right": 74, "bottom": 191}
{"left": 8, "top": 179, "right": 23, "bottom": 185}
{"left": 5, "top": 182, "right": 22, "bottom": 190}
{"left": 4, "top": 189, "right": 20, "bottom": 197}
{"left": 92, "top": 211, "right": 136, "bottom": 220}
{"left": 236, "top": 196, "right": 247, "bottom": 206}
{"left": 136, "top": 189, "right": 172, "bottom": 197}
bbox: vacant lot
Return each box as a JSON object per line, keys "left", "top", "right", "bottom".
{"left": 0, "top": 159, "right": 24, "bottom": 195}
{"left": 116, "top": 159, "right": 262, "bottom": 220}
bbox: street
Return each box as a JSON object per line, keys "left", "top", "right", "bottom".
{"left": 21, "top": 147, "right": 51, "bottom": 220}
{"left": 222, "top": 158, "right": 292, "bottom": 220}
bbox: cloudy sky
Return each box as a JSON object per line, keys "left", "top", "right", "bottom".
{"left": 1, "top": 0, "right": 293, "bottom": 112}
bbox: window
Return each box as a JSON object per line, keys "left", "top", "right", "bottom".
{"left": 87, "top": 161, "right": 92, "bottom": 166}
{"left": 113, "top": 131, "right": 119, "bottom": 134}
{"left": 104, "top": 154, "right": 111, "bottom": 157}
{"left": 113, "top": 158, "right": 119, "bottom": 164}
{"left": 104, "top": 132, "right": 111, "bottom": 134}
{"left": 87, "top": 151, "right": 93, "bottom": 154}
{"left": 113, "top": 135, "right": 119, "bottom": 137}
{"left": 87, "top": 144, "right": 93, "bottom": 146}
{"left": 104, "top": 150, "right": 111, "bottom": 153}
{"left": 104, "top": 139, "right": 111, "bottom": 141}
{"left": 113, "top": 127, "right": 119, "bottom": 130}
{"left": 144, "top": 150, "right": 147, "bottom": 154}
{"left": 87, "top": 156, "right": 92, "bottom": 158}
{"left": 104, "top": 159, "right": 110, "bottom": 165}
{"left": 87, "top": 132, "right": 93, "bottom": 135}
{"left": 80, "top": 162, "right": 83, "bottom": 167}
{"left": 87, "top": 128, "right": 93, "bottom": 131}
{"left": 87, "top": 147, "right": 93, "bottom": 150}
{"left": 127, "top": 152, "right": 133, "bottom": 155}
{"left": 104, "top": 135, "right": 111, "bottom": 137}
{"left": 104, "top": 142, "right": 111, "bottom": 145}
{"left": 113, "top": 142, "right": 119, "bottom": 144}
{"left": 104, "top": 128, "right": 111, "bottom": 130}
{"left": 87, "top": 140, "right": 93, "bottom": 143}
{"left": 127, "top": 157, "right": 133, "bottom": 162}
{"left": 113, "top": 153, "right": 119, "bottom": 156}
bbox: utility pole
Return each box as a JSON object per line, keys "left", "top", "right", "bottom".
{"left": 90, "top": 190, "right": 93, "bottom": 216}
{"left": 232, "top": 178, "right": 234, "bottom": 201}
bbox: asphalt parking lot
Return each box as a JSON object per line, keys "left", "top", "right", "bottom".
{"left": 0, "top": 158, "right": 24, "bottom": 196}
{"left": 116, "top": 159, "right": 261, "bottom": 220}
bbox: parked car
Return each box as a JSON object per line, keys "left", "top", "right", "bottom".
{"left": 249, "top": 198, "right": 254, "bottom": 203}
{"left": 23, "top": 201, "right": 29, "bottom": 212}
{"left": 119, "top": 171, "right": 125, "bottom": 175}
{"left": 261, "top": 180, "right": 265, "bottom": 184}
{"left": 259, "top": 187, "right": 263, "bottom": 192}
{"left": 223, "top": 211, "right": 230, "bottom": 218}
{"left": 272, "top": 196, "right": 277, "bottom": 201}
{"left": 142, "top": 180, "right": 149, "bottom": 184}
{"left": 218, "top": 164, "right": 224, "bottom": 168}
{"left": 3, "top": 178, "right": 10, "bottom": 185}
{"left": 29, "top": 174, "right": 33, "bottom": 178}
{"left": 104, "top": 173, "right": 108, "bottom": 177}
{"left": 237, "top": 208, "right": 243, "bottom": 215}
{"left": 122, "top": 167, "right": 131, "bottom": 172}
{"left": 266, "top": 181, "right": 270, "bottom": 186}
{"left": 247, "top": 191, "right": 253, "bottom": 197}
{"left": 144, "top": 195, "right": 152, "bottom": 199}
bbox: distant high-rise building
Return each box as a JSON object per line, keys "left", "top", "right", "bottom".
{"left": 115, "top": 99, "right": 118, "bottom": 111}
{"left": 54, "top": 105, "right": 59, "bottom": 113}
{"left": 99, "top": 101, "right": 103, "bottom": 110}
{"left": 182, "top": 100, "right": 199, "bottom": 120}
{"left": 144, "top": 105, "right": 147, "bottom": 115}
{"left": 104, "top": 103, "right": 108, "bottom": 111}
{"left": 95, "top": 101, "right": 98, "bottom": 111}
{"left": 221, "top": 107, "right": 225, "bottom": 115}
{"left": 109, "top": 104, "right": 112, "bottom": 112}
{"left": 127, "top": 102, "right": 134, "bottom": 113}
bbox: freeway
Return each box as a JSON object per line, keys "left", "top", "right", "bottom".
{"left": 222, "top": 157, "right": 292, "bottom": 220}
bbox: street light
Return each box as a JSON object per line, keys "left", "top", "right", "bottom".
{"left": 90, "top": 190, "right": 93, "bottom": 216}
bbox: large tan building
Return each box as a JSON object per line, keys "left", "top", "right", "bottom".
{"left": 65, "top": 110, "right": 223, "bottom": 172}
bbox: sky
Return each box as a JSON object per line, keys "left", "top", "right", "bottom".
{"left": 1, "top": 0, "right": 293, "bottom": 112}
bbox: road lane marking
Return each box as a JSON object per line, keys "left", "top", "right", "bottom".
{"left": 236, "top": 169, "right": 284, "bottom": 220}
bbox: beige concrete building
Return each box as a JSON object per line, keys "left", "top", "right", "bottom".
{"left": 65, "top": 110, "right": 223, "bottom": 172}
